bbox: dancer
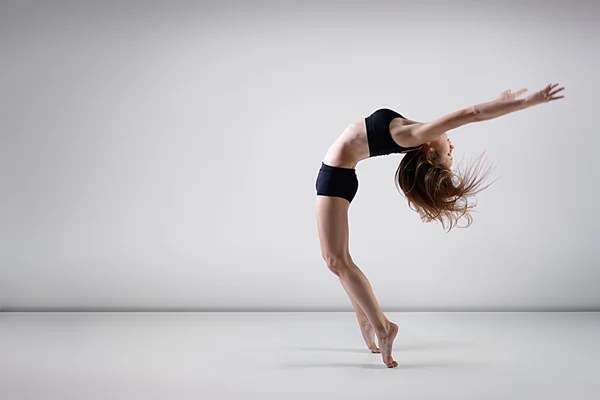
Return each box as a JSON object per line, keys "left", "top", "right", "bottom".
{"left": 315, "top": 83, "right": 565, "bottom": 368}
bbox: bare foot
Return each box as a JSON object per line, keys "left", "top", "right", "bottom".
{"left": 359, "top": 322, "right": 381, "bottom": 353}
{"left": 378, "top": 322, "right": 399, "bottom": 368}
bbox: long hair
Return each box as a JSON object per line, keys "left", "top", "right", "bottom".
{"left": 395, "top": 146, "right": 497, "bottom": 232}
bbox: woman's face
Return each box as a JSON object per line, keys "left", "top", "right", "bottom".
{"left": 429, "top": 133, "right": 454, "bottom": 168}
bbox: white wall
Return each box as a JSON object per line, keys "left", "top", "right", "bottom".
{"left": 1, "top": 0, "right": 598, "bottom": 311}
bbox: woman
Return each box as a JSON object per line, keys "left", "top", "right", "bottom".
{"left": 315, "top": 83, "right": 565, "bottom": 368}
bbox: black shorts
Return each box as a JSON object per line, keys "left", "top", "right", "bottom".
{"left": 315, "top": 162, "right": 359, "bottom": 203}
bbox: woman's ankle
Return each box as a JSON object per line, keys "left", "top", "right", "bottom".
{"left": 376, "top": 319, "right": 394, "bottom": 337}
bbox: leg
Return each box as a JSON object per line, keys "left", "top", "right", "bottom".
{"left": 322, "top": 189, "right": 381, "bottom": 353}
{"left": 338, "top": 276, "right": 381, "bottom": 353}
{"left": 316, "top": 195, "right": 398, "bottom": 368}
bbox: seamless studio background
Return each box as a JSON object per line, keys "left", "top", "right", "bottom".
{"left": 1, "top": 0, "right": 598, "bottom": 312}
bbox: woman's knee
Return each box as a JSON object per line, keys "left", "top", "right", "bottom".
{"left": 322, "top": 252, "right": 352, "bottom": 276}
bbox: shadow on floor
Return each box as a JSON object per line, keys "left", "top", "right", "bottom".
{"left": 280, "top": 361, "right": 487, "bottom": 370}
{"left": 282, "top": 340, "right": 473, "bottom": 354}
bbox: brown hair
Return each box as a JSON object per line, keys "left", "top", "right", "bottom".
{"left": 395, "top": 146, "right": 497, "bottom": 232}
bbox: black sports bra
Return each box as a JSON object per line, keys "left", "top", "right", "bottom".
{"left": 365, "top": 108, "right": 423, "bottom": 157}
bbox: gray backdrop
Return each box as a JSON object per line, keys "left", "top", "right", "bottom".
{"left": 1, "top": 0, "right": 598, "bottom": 311}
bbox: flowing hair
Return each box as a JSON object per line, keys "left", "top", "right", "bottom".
{"left": 395, "top": 147, "right": 498, "bottom": 232}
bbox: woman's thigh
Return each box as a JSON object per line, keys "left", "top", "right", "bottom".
{"left": 316, "top": 195, "right": 351, "bottom": 261}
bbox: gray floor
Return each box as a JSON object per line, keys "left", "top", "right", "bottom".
{"left": 1, "top": 312, "right": 599, "bottom": 400}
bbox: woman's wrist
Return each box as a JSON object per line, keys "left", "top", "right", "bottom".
{"left": 521, "top": 97, "right": 535, "bottom": 109}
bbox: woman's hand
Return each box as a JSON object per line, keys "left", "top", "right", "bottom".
{"left": 496, "top": 87, "right": 529, "bottom": 103}
{"left": 495, "top": 83, "right": 565, "bottom": 107}
{"left": 523, "top": 82, "right": 565, "bottom": 106}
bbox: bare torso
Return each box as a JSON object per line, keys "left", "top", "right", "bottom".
{"left": 322, "top": 116, "right": 423, "bottom": 169}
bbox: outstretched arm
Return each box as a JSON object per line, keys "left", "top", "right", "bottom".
{"left": 393, "top": 82, "right": 565, "bottom": 146}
